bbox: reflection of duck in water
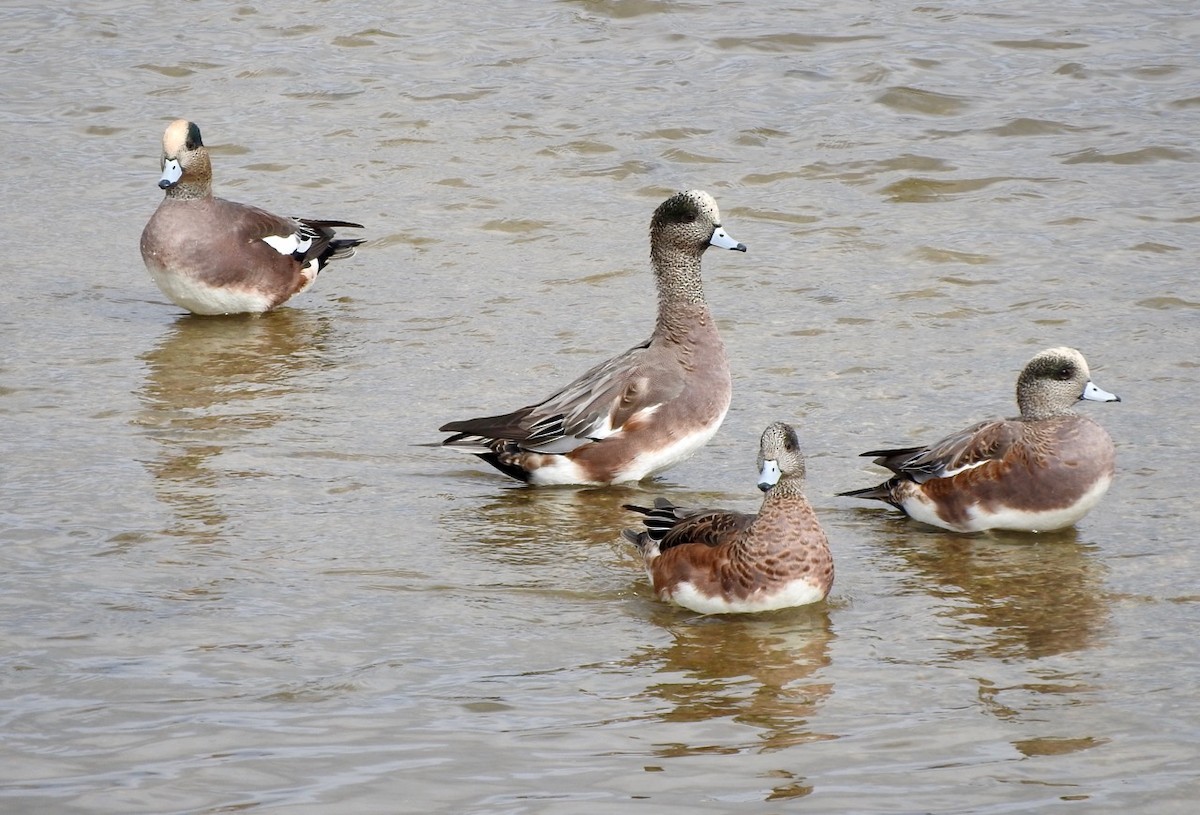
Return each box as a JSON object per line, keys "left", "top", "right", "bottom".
{"left": 135, "top": 311, "right": 333, "bottom": 540}
{"left": 627, "top": 614, "right": 836, "bottom": 754}
{"left": 140, "top": 311, "right": 332, "bottom": 411}
{"left": 439, "top": 485, "right": 647, "bottom": 570}
{"left": 894, "top": 529, "right": 1109, "bottom": 661}
{"left": 623, "top": 423, "right": 833, "bottom": 614}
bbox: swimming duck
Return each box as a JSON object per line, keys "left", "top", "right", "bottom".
{"left": 440, "top": 190, "right": 746, "bottom": 486}
{"left": 839, "top": 347, "right": 1120, "bottom": 532}
{"left": 140, "top": 119, "right": 363, "bottom": 315}
{"left": 624, "top": 421, "right": 834, "bottom": 614}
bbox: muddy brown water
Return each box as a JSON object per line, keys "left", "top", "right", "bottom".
{"left": 2, "top": 1, "right": 1198, "bottom": 812}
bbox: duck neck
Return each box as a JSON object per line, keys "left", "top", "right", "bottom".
{"left": 1017, "top": 392, "right": 1073, "bottom": 421}
{"left": 165, "top": 178, "right": 211, "bottom": 202}
{"left": 737, "top": 481, "right": 808, "bottom": 555}
{"left": 164, "top": 149, "right": 213, "bottom": 202}
{"left": 764, "top": 478, "right": 805, "bottom": 501}
{"left": 652, "top": 247, "right": 710, "bottom": 338}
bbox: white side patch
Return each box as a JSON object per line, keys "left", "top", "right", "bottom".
{"left": 262, "top": 232, "right": 312, "bottom": 257}
{"left": 670, "top": 578, "right": 826, "bottom": 615}
{"left": 605, "top": 402, "right": 665, "bottom": 438}
{"left": 525, "top": 410, "right": 627, "bottom": 455}
{"left": 904, "top": 474, "right": 1114, "bottom": 533}
{"left": 612, "top": 403, "right": 729, "bottom": 484}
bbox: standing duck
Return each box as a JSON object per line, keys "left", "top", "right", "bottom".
{"left": 440, "top": 190, "right": 746, "bottom": 486}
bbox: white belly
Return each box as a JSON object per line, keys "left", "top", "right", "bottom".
{"left": 905, "top": 474, "right": 1113, "bottom": 533}
{"left": 147, "top": 261, "right": 274, "bottom": 315}
{"left": 670, "top": 578, "right": 827, "bottom": 615}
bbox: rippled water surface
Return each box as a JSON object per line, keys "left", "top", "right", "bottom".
{"left": 2, "top": 0, "right": 1198, "bottom": 812}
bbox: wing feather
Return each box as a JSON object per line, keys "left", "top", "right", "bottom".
{"left": 624, "top": 500, "right": 755, "bottom": 552}
{"left": 441, "top": 335, "right": 688, "bottom": 454}
{"left": 865, "top": 418, "right": 1021, "bottom": 483}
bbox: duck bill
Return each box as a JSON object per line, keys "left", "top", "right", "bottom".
{"left": 709, "top": 227, "right": 747, "bottom": 252}
{"left": 757, "top": 458, "right": 781, "bottom": 492}
{"left": 1081, "top": 380, "right": 1120, "bottom": 403}
{"left": 158, "top": 158, "right": 183, "bottom": 189}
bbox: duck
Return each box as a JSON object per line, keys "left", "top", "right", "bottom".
{"left": 140, "top": 119, "right": 364, "bottom": 315}
{"left": 439, "top": 190, "right": 746, "bottom": 486}
{"left": 623, "top": 421, "right": 834, "bottom": 614}
{"left": 839, "top": 347, "right": 1120, "bottom": 532}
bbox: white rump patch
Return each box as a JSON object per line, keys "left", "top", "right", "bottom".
{"left": 525, "top": 456, "right": 602, "bottom": 487}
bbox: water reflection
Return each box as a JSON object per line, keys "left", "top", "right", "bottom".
{"left": 435, "top": 483, "right": 732, "bottom": 568}
{"left": 441, "top": 486, "right": 837, "bottom": 758}
{"left": 441, "top": 485, "right": 638, "bottom": 549}
{"left": 134, "top": 311, "right": 336, "bottom": 543}
{"left": 891, "top": 527, "right": 1110, "bottom": 661}
{"left": 629, "top": 613, "right": 836, "bottom": 755}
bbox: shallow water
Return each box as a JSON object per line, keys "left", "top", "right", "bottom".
{"left": 2, "top": 0, "right": 1198, "bottom": 812}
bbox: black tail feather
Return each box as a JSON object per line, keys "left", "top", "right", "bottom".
{"left": 837, "top": 479, "right": 902, "bottom": 507}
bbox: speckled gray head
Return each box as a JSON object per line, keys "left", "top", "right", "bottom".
{"left": 1017, "top": 347, "right": 1120, "bottom": 420}
{"left": 756, "top": 421, "right": 806, "bottom": 492}
{"left": 651, "top": 190, "right": 747, "bottom": 254}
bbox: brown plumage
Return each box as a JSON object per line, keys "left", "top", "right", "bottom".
{"left": 840, "top": 347, "right": 1120, "bottom": 532}
{"left": 623, "top": 422, "right": 834, "bottom": 614}
{"left": 439, "top": 190, "right": 747, "bottom": 486}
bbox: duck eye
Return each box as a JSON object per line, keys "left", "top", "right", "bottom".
{"left": 1055, "top": 365, "right": 1074, "bottom": 381}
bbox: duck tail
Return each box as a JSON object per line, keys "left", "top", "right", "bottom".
{"left": 837, "top": 480, "right": 899, "bottom": 506}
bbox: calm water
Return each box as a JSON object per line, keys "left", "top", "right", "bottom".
{"left": 2, "top": 0, "right": 1198, "bottom": 812}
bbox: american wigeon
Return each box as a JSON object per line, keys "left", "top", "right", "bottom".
{"left": 140, "top": 119, "right": 364, "bottom": 315}
{"left": 623, "top": 421, "right": 834, "bottom": 614}
{"left": 839, "top": 347, "right": 1120, "bottom": 533}
{"left": 439, "top": 190, "right": 746, "bottom": 486}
